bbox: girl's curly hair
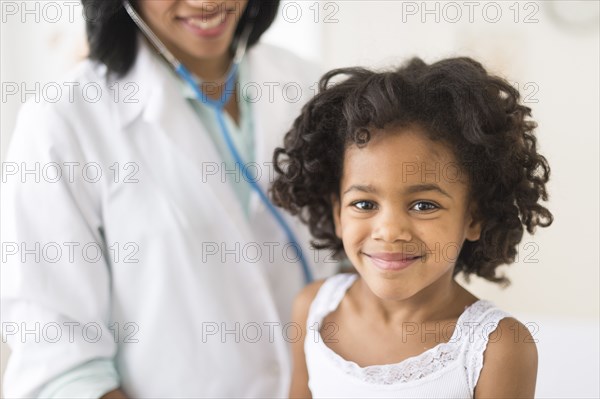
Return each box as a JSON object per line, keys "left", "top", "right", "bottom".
{"left": 271, "top": 57, "right": 553, "bottom": 284}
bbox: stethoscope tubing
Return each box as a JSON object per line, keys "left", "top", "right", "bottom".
{"left": 123, "top": 1, "right": 314, "bottom": 284}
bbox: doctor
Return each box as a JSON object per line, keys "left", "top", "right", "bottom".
{"left": 1, "top": 0, "right": 334, "bottom": 397}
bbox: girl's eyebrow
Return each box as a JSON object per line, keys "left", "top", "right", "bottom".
{"left": 342, "top": 183, "right": 452, "bottom": 198}
{"left": 404, "top": 183, "right": 452, "bottom": 198}
{"left": 343, "top": 184, "right": 377, "bottom": 196}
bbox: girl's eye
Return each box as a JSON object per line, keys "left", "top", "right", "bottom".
{"left": 351, "top": 200, "right": 376, "bottom": 211}
{"left": 411, "top": 201, "right": 439, "bottom": 212}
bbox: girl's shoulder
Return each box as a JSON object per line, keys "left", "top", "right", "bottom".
{"left": 293, "top": 279, "right": 327, "bottom": 315}
{"left": 472, "top": 315, "right": 538, "bottom": 396}
{"left": 292, "top": 273, "right": 358, "bottom": 325}
{"left": 451, "top": 300, "right": 537, "bottom": 395}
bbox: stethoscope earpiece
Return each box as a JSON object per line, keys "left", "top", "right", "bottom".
{"left": 248, "top": 0, "right": 261, "bottom": 19}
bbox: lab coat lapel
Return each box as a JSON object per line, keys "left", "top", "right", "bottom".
{"left": 122, "top": 44, "right": 295, "bottom": 347}
{"left": 123, "top": 40, "right": 255, "bottom": 244}
{"left": 138, "top": 75, "right": 293, "bottom": 365}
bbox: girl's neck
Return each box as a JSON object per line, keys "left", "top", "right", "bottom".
{"left": 354, "top": 270, "right": 475, "bottom": 325}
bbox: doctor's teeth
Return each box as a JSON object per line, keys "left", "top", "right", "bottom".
{"left": 187, "top": 16, "right": 224, "bottom": 30}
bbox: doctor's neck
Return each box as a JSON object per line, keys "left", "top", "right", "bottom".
{"left": 179, "top": 50, "right": 234, "bottom": 84}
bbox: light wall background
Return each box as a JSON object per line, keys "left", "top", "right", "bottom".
{"left": 1, "top": 1, "right": 599, "bottom": 397}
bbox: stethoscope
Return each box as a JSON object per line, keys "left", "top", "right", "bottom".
{"left": 123, "top": 1, "right": 313, "bottom": 284}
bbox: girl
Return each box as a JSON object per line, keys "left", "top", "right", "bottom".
{"left": 271, "top": 57, "right": 553, "bottom": 398}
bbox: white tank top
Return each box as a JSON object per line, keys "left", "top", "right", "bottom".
{"left": 305, "top": 273, "right": 510, "bottom": 398}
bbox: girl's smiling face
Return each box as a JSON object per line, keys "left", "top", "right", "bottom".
{"left": 333, "top": 126, "right": 482, "bottom": 301}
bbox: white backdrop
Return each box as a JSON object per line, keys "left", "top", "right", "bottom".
{"left": 1, "top": 1, "right": 599, "bottom": 397}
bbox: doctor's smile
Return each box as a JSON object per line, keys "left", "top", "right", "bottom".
{"left": 177, "top": 5, "right": 242, "bottom": 38}
{"left": 138, "top": 0, "right": 249, "bottom": 73}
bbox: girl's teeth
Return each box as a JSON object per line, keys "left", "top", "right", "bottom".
{"left": 187, "top": 15, "right": 224, "bottom": 30}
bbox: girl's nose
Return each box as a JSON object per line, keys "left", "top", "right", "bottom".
{"left": 371, "top": 210, "right": 412, "bottom": 243}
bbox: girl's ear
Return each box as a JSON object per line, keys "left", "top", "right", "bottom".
{"left": 465, "top": 202, "right": 483, "bottom": 242}
{"left": 332, "top": 195, "right": 342, "bottom": 239}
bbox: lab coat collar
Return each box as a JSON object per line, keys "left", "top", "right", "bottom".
{"left": 114, "top": 36, "right": 305, "bottom": 219}
{"left": 116, "top": 36, "right": 174, "bottom": 129}
{"left": 117, "top": 37, "right": 296, "bottom": 186}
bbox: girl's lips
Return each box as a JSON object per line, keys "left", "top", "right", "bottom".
{"left": 178, "top": 13, "right": 231, "bottom": 38}
{"left": 366, "top": 253, "right": 422, "bottom": 271}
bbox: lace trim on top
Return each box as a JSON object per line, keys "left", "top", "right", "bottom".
{"left": 465, "top": 306, "right": 511, "bottom": 391}
{"left": 307, "top": 273, "right": 508, "bottom": 386}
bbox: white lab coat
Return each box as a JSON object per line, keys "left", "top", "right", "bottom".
{"left": 1, "top": 40, "right": 335, "bottom": 397}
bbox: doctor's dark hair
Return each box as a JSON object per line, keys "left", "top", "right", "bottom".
{"left": 271, "top": 57, "right": 553, "bottom": 284}
{"left": 81, "top": 0, "right": 280, "bottom": 76}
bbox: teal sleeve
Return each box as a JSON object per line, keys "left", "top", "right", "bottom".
{"left": 37, "top": 359, "right": 120, "bottom": 399}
